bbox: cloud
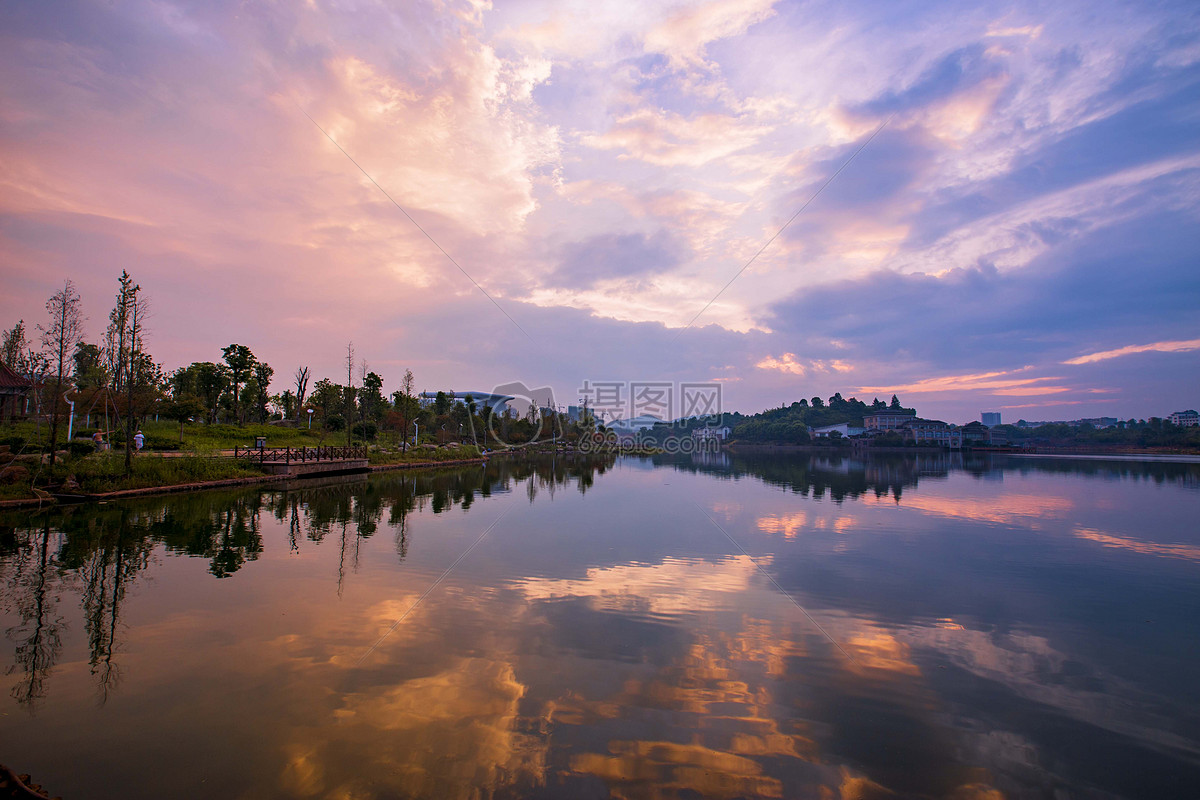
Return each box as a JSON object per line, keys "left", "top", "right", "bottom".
{"left": 756, "top": 353, "right": 852, "bottom": 376}
{"left": 644, "top": 0, "right": 778, "bottom": 69}
{"left": 857, "top": 370, "right": 1065, "bottom": 396}
{"left": 1062, "top": 338, "right": 1200, "bottom": 365}
{"left": 550, "top": 230, "right": 688, "bottom": 289}
{"left": 580, "top": 106, "right": 772, "bottom": 167}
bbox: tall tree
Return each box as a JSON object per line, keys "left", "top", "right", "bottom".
{"left": 344, "top": 342, "right": 355, "bottom": 446}
{"left": 73, "top": 342, "right": 106, "bottom": 389}
{"left": 39, "top": 281, "right": 86, "bottom": 469}
{"left": 293, "top": 366, "right": 310, "bottom": 420}
{"left": 221, "top": 344, "right": 257, "bottom": 425}
{"left": 310, "top": 379, "right": 341, "bottom": 427}
{"left": 121, "top": 280, "right": 149, "bottom": 473}
{"left": 360, "top": 371, "right": 385, "bottom": 423}
{"left": 391, "top": 368, "right": 417, "bottom": 452}
{"left": 251, "top": 361, "right": 273, "bottom": 422}
{"left": 104, "top": 271, "right": 137, "bottom": 394}
{"left": 2, "top": 320, "right": 30, "bottom": 372}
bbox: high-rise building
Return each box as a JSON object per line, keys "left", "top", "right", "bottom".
{"left": 981, "top": 412, "right": 1001, "bottom": 426}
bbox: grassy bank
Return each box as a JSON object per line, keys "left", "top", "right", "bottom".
{"left": 68, "top": 453, "right": 267, "bottom": 493}
{"left": 368, "top": 444, "right": 482, "bottom": 465}
{"left": 0, "top": 452, "right": 266, "bottom": 497}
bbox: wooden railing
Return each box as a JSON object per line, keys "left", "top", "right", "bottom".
{"left": 232, "top": 445, "right": 368, "bottom": 464}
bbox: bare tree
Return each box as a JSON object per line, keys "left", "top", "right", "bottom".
{"left": 293, "top": 366, "right": 310, "bottom": 420}
{"left": 39, "top": 281, "right": 86, "bottom": 470}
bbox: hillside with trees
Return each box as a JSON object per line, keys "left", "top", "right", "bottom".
{"left": 731, "top": 393, "right": 913, "bottom": 444}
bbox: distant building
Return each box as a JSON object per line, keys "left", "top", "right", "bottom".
{"left": 981, "top": 412, "right": 1001, "bottom": 426}
{"left": 1169, "top": 410, "right": 1199, "bottom": 427}
{"left": 692, "top": 426, "right": 731, "bottom": 442}
{"left": 811, "top": 422, "right": 865, "bottom": 438}
{"left": 863, "top": 410, "right": 917, "bottom": 430}
{"left": 1077, "top": 417, "right": 1119, "bottom": 428}
{"left": 900, "top": 419, "right": 962, "bottom": 448}
{"left": 962, "top": 421, "right": 1008, "bottom": 447}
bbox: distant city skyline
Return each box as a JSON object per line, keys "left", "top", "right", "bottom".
{"left": 2, "top": 0, "right": 1197, "bottom": 422}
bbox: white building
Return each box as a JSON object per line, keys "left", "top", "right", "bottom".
{"left": 692, "top": 426, "right": 731, "bottom": 441}
{"left": 811, "top": 423, "right": 865, "bottom": 438}
{"left": 1169, "top": 410, "right": 1199, "bottom": 427}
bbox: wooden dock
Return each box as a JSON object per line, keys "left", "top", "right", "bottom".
{"left": 232, "top": 444, "right": 370, "bottom": 477}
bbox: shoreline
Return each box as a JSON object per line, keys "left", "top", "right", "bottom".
{"left": 0, "top": 456, "right": 489, "bottom": 509}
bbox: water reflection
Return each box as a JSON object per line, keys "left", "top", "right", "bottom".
{"left": 1, "top": 452, "right": 1198, "bottom": 799}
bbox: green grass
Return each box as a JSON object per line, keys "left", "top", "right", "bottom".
{"left": 65, "top": 452, "right": 267, "bottom": 493}
{"left": 367, "top": 444, "right": 482, "bottom": 465}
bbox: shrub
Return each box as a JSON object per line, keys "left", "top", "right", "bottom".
{"left": 325, "top": 414, "right": 345, "bottom": 431}
{"left": 352, "top": 421, "right": 378, "bottom": 441}
{"left": 67, "top": 441, "right": 95, "bottom": 458}
{"left": 0, "top": 436, "right": 26, "bottom": 451}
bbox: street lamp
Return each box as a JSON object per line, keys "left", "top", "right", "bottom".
{"left": 412, "top": 420, "right": 419, "bottom": 444}
{"left": 307, "top": 408, "right": 314, "bottom": 429}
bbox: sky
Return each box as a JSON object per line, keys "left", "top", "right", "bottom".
{"left": 2, "top": 0, "right": 1198, "bottom": 424}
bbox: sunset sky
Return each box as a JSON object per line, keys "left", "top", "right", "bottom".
{"left": 2, "top": 0, "right": 1198, "bottom": 422}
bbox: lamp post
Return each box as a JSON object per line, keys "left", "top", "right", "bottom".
{"left": 64, "top": 389, "right": 75, "bottom": 442}
{"left": 307, "top": 408, "right": 314, "bottom": 429}
{"left": 412, "top": 420, "right": 419, "bottom": 444}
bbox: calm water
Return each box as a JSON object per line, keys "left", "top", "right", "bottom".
{"left": 2, "top": 452, "right": 1199, "bottom": 799}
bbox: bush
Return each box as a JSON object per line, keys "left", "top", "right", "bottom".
{"left": 0, "top": 436, "right": 26, "bottom": 451}
{"left": 325, "top": 414, "right": 345, "bottom": 432}
{"left": 67, "top": 441, "right": 95, "bottom": 458}
{"left": 352, "top": 421, "right": 378, "bottom": 441}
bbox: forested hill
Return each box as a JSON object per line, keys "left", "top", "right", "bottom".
{"left": 732, "top": 393, "right": 914, "bottom": 444}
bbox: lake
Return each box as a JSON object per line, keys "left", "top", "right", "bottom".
{"left": 2, "top": 452, "right": 1198, "bottom": 799}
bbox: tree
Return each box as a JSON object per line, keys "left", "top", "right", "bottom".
{"left": 2, "top": 320, "right": 30, "bottom": 372}
{"left": 119, "top": 277, "right": 150, "bottom": 473}
{"left": 221, "top": 344, "right": 257, "bottom": 425}
{"left": 391, "top": 368, "right": 417, "bottom": 452}
{"left": 344, "top": 342, "right": 356, "bottom": 446}
{"left": 73, "top": 342, "right": 106, "bottom": 389}
{"left": 39, "top": 281, "right": 86, "bottom": 470}
{"left": 435, "top": 390, "right": 450, "bottom": 415}
{"left": 293, "top": 366, "right": 310, "bottom": 421}
{"left": 250, "top": 362, "right": 273, "bottom": 423}
{"left": 104, "top": 271, "right": 137, "bottom": 394}
{"left": 360, "top": 371, "right": 385, "bottom": 423}
{"left": 810, "top": 396, "right": 824, "bottom": 408}
{"left": 278, "top": 390, "right": 296, "bottom": 420}
{"left": 172, "top": 362, "right": 228, "bottom": 423}
{"left": 310, "top": 379, "right": 342, "bottom": 426}
{"left": 889, "top": 394, "right": 902, "bottom": 410}
{"left": 161, "top": 394, "right": 205, "bottom": 443}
